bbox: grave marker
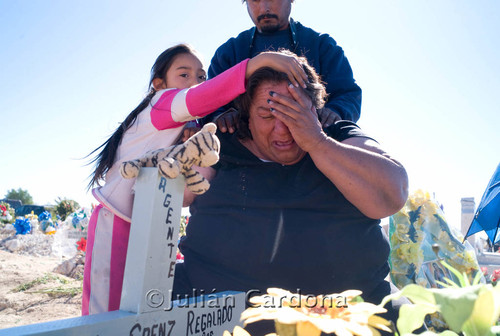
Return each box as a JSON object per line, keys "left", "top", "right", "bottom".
{"left": 0, "top": 168, "right": 244, "bottom": 336}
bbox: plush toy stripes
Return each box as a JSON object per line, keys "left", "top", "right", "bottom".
{"left": 120, "top": 123, "right": 220, "bottom": 195}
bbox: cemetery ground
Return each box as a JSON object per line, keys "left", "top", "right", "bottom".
{"left": 0, "top": 248, "right": 82, "bottom": 328}
{"left": 0, "top": 202, "right": 88, "bottom": 329}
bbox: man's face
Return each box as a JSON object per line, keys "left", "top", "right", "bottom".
{"left": 246, "top": 80, "right": 306, "bottom": 165}
{"left": 246, "top": 0, "right": 292, "bottom": 33}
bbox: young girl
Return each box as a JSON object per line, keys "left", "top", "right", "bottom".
{"left": 83, "top": 43, "right": 307, "bottom": 315}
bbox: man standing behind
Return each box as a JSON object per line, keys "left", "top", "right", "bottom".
{"left": 208, "top": 0, "right": 362, "bottom": 130}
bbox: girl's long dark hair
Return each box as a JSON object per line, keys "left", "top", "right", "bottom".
{"left": 86, "top": 44, "right": 198, "bottom": 190}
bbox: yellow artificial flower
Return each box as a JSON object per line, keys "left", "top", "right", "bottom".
{"left": 394, "top": 223, "right": 410, "bottom": 242}
{"left": 463, "top": 251, "right": 479, "bottom": 268}
{"left": 240, "top": 288, "right": 391, "bottom": 336}
{"left": 397, "top": 243, "right": 423, "bottom": 265}
{"left": 420, "top": 198, "right": 440, "bottom": 219}
{"left": 408, "top": 190, "right": 431, "bottom": 209}
{"left": 449, "top": 251, "right": 478, "bottom": 277}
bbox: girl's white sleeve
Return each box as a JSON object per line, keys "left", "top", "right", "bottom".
{"left": 150, "top": 59, "right": 249, "bottom": 130}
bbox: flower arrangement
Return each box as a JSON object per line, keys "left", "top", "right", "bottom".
{"left": 0, "top": 202, "right": 14, "bottom": 224}
{"left": 176, "top": 215, "right": 189, "bottom": 262}
{"left": 388, "top": 190, "right": 484, "bottom": 331}
{"left": 219, "top": 189, "right": 497, "bottom": 336}
{"left": 226, "top": 265, "right": 500, "bottom": 336}
{"left": 14, "top": 217, "right": 32, "bottom": 235}
{"left": 70, "top": 208, "right": 89, "bottom": 231}
{"left": 382, "top": 257, "right": 500, "bottom": 336}
{"left": 179, "top": 215, "right": 189, "bottom": 237}
{"left": 225, "top": 288, "right": 391, "bottom": 336}
{"left": 389, "top": 190, "right": 481, "bottom": 290}
{"left": 54, "top": 197, "right": 80, "bottom": 221}
{"left": 481, "top": 267, "right": 500, "bottom": 286}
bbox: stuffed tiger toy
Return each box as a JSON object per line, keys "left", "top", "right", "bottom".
{"left": 120, "top": 123, "right": 220, "bottom": 195}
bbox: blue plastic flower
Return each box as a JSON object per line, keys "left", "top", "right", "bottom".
{"left": 14, "top": 218, "right": 31, "bottom": 235}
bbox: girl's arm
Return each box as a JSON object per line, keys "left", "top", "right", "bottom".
{"left": 151, "top": 59, "right": 249, "bottom": 130}
{"left": 151, "top": 52, "right": 308, "bottom": 130}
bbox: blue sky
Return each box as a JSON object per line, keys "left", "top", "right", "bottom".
{"left": 1, "top": 0, "right": 498, "bottom": 231}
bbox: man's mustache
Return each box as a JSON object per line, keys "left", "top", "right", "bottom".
{"left": 257, "top": 13, "right": 278, "bottom": 22}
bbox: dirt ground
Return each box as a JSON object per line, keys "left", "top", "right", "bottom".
{"left": 0, "top": 249, "right": 82, "bottom": 330}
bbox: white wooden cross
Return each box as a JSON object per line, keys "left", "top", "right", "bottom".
{"left": 0, "top": 168, "right": 245, "bottom": 336}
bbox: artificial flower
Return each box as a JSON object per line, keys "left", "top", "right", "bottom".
{"left": 176, "top": 251, "right": 184, "bottom": 261}
{"left": 388, "top": 190, "right": 484, "bottom": 331}
{"left": 14, "top": 217, "right": 31, "bottom": 235}
{"left": 390, "top": 190, "right": 482, "bottom": 289}
{"left": 241, "top": 288, "right": 391, "bottom": 336}
{"left": 0, "top": 205, "right": 7, "bottom": 216}
{"left": 77, "top": 237, "right": 87, "bottom": 252}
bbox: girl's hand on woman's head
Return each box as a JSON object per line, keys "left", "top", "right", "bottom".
{"left": 246, "top": 51, "right": 308, "bottom": 88}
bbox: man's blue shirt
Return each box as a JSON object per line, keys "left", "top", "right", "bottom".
{"left": 208, "top": 19, "right": 362, "bottom": 122}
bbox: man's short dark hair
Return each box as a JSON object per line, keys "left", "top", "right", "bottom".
{"left": 235, "top": 50, "right": 327, "bottom": 139}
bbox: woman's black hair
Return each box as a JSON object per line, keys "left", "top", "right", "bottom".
{"left": 86, "top": 44, "right": 198, "bottom": 190}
